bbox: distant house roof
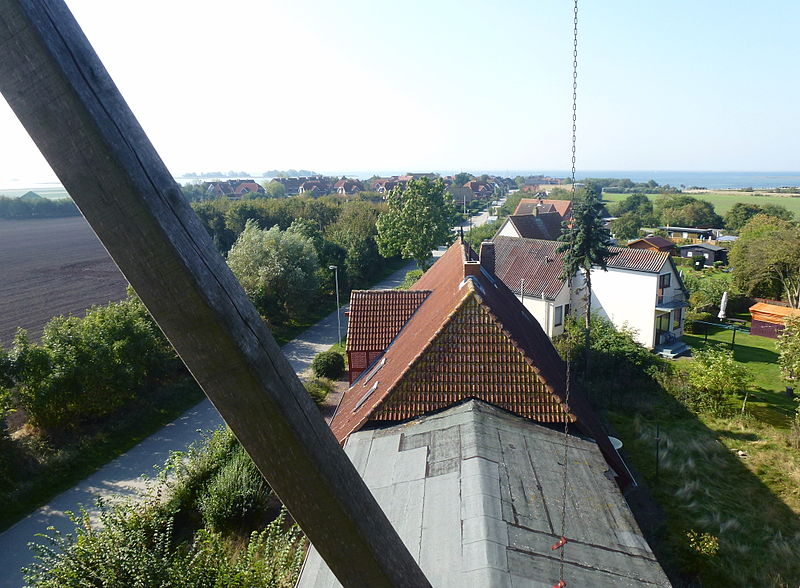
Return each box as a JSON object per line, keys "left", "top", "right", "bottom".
{"left": 334, "top": 239, "right": 632, "bottom": 487}
{"left": 677, "top": 243, "right": 725, "bottom": 252}
{"left": 505, "top": 211, "right": 564, "bottom": 241}
{"left": 333, "top": 179, "right": 363, "bottom": 194}
{"left": 493, "top": 237, "right": 566, "bottom": 299}
{"left": 493, "top": 236, "right": 671, "bottom": 300}
{"left": 749, "top": 302, "right": 800, "bottom": 325}
{"left": 717, "top": 235, "right": 738, "bottom": 242}
{"left": 627, "top": 236, "right": 675, "bottom": 251}
{"left": 233, "top": 181, "right": 264, "bottom": 195}
{"left": 514, "top": 198, "right": 573, "bottom": 219}
{"left": 19, "top": 191, "right": 42, "bottom": 200}
{"left": 346, "top": 290, "right": 430, "bottom": 352}
{"left": 299, "top": 401, "right": 667, "bottom": 588}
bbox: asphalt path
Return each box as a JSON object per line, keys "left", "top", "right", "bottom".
{"left": 0, "top": 207, "right": 492, "bottom": 586}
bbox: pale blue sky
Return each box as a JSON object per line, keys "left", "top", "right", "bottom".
{"left": 1, "top": 0, "right": 798, "bottom": 181}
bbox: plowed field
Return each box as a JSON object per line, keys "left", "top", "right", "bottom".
{"left": 0, "top": 217, "right": 128, "bottom": 345}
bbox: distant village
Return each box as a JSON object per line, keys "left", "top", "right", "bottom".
{"left": 198, "top": 172, "right": 562, "bottom": 202}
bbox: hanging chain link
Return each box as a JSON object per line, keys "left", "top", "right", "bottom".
{"left": 570, "top": 0, "right": 578, "bottom": 189}
{"left": 558, "top": 1, "right": 578, "bottom": 586}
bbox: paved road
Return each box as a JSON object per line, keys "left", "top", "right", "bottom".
{"left": 0, "top": 208, "right": 492, "bottom": 587}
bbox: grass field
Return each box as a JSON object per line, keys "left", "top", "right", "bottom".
{"left": 602, "top": 190, "right": 800, "bottom": 216}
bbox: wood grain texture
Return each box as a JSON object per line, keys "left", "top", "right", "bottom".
{"left": 0, "top": 1, "right": 430, "bottom": 586}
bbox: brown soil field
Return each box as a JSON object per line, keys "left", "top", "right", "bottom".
{"left": 0, "top": 217, "right": 128, "bottom": 345}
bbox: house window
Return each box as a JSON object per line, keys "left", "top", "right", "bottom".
{"left": 659, "top": 274, "right": 671, "bottom": 289}
{"left": 564, "top": 304, "right": 570, "bottom": 318}
{"left": 554, "top": 305, "right": 563, "bottom": 327}
{"left": 672, "top": 309, "right": 681, "bottom": 330}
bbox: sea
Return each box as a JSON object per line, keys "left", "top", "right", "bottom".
{"left": 2, "top": 171, "right": 799, "bottom": 199}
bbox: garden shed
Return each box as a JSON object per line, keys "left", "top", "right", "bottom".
{"left": 749, "top": 302, "right": 800, "bottom": 338}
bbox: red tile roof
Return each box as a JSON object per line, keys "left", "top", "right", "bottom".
{"left": 507, "top": 211, "right": 564, "bottom": 241}
{"left": 346, "top": 290, "right": 430, "bottom": 352}
{"left": 333, "top": 239, "right": 632, "bottom": 487}
{"left": 514, "top": 198, "right": 573, "bottom": 219}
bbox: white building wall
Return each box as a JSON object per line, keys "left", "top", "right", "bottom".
{"left": 590, "top": 267, "right": 659, "bottom": 348}
{"left": 516, "top": 285, "right": 571, "bottom": 338}
{"left": 497, "top": 219, "right": 520, "bottom": 238}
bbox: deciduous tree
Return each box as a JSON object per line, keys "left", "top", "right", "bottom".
{"left": 227, "top": 220, "right": 320, "bottom": 323}
{"left": 730, "top": 215, "right": 800, "bottom": 307}
{"left": 376, "top": 178, "right": 455, "bottom": 269}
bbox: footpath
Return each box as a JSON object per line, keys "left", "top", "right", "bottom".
{"left": 0, "top": 206, "right": 493, "bottom": 586}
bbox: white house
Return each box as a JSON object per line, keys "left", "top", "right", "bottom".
{"left": 491, "top": 236, "right": 689, "bottom": 355}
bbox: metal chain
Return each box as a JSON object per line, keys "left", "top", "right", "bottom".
{"left": 558, "top": 1, "right": 578, "bottom": 585}
{"left": 570, "top": 0, "right": 578, "bottom": 190}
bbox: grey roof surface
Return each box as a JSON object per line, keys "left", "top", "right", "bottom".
{"left": 677, "top": 243, "right": 725, "bottom": 252}
{"left": 297, "top": 400, "right": 670, "bottom": 588}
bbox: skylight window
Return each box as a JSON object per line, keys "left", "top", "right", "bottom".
{"left": 354, "top": 382, "right": 379, "bottom": 412}
{"left": 362, "top": 357, "right": 386, "bottom": 386}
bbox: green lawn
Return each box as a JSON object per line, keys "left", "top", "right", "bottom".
{"left": 602, "top": 190, "right": 800, "bottom": 216}
{"left": 683, "top": 324, "right": 795, "bottom": 427}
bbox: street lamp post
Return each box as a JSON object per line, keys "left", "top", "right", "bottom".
{"left": 329, "top": 265, "right": 342, "bottom": 343}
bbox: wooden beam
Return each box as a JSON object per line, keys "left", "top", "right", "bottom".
{"left": 0, "top": 2, "right": 430, "bottom": 586}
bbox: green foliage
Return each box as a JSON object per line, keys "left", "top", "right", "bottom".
{"left": 311, "top": 350, "right": 345, "bottom": 380}
{"left": 325, "top": 201, "right": 383, "bottom": 289}
{"left": 198, "top": 444, "right": 271, "bottom": 532}
{"left": 686, "top": 530, "right": 720, "bottom": 558}
{"left": 730, "top": 214, "right": 800, "bottom": 307}
{"left": 24, "top": 504, "right": 304, "bottom": 587}
{"left": 453, "top": 172, "right": 473, "bottom": 187}
{"left": 265, "top": 181, "right": 286, "bottom": 198}
{"left": 24, "top": 425, "right": 304, "bottom": 586}
{"left": 397, "top": 269, "right": 424, "bottom": 290}
{"left": 686, "top": 347, "right": 753, "bottom": 414}
{"left": 654, "top": 193, "right": 724, "bottom": 228}
{"left": 303, "top": 378, "right": 334, "bottom": 405}
{"left": 463, "top": 221, "right": 499, "bottom": 250}
{"left": 724, "top": 201, "right": 794, "bottom": 232}
{"left": 4, "top": 297, "right": 176, "bottom": 432}
{"left": 681, "top": 269, "right": 736, "bottom": 311}
{"left": 554, "top": 315, "right": 664, "bottom": 406}
{"left": 227, "top": 220, "right": 320, "bottom": 324}
{"left": 777, "top": 315, "right": 800, "bottom": 383}
{"left": 0, "top": 196, "right": 79, "bottom": 219}
{"left": 376, "top": 178, "right": 456, "bottom": 269}
{"left": 609, "top": 212, "right": 645, "bottom": 240}
{"left": 557, "top": 185, "right": 613, "bottom": 279}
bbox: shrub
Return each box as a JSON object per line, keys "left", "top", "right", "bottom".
{"left": 311, "top": 351, "right": 345, "bottom": 380}
{"left": 684, "top": 311, "right": 715, "bottom": 334}
{"left": 303, "top": 378, "right": 334, "bottom": 406}
{"left": 5, "top": 296, "right": 177, "bottom": 432}
{"left": 397, "top": 269, "right": 424, "bottom": 290}
{"left": 198, "top": 444, "right": 270, "bottom": 531}
{"left": 24, "top": 504, "right": 305, "bottom": 587}
{"left": 686, "top": 347, "right": 753, "bottom": 414}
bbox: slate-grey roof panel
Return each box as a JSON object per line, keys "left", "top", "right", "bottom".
{"left": 296, "top": 400, "right": 671, "bottom": 587}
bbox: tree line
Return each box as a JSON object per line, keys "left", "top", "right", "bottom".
{"left": 0, "top": 196, "right": 79, "bottom": 219}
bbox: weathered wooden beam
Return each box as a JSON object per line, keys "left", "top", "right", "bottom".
{"left": 0, "top": 2, "right": 430, "bottom": 586}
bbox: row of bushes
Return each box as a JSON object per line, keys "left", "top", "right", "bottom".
{"left": 0, "top": 196, "right": 80, "bottom": 219}
{"left": 0, "top": 294, "right": 179, "bottom": 433}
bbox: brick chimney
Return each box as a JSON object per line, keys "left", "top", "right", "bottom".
{"left": 479, "top": 241, "right": 495, "bottom": 275}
